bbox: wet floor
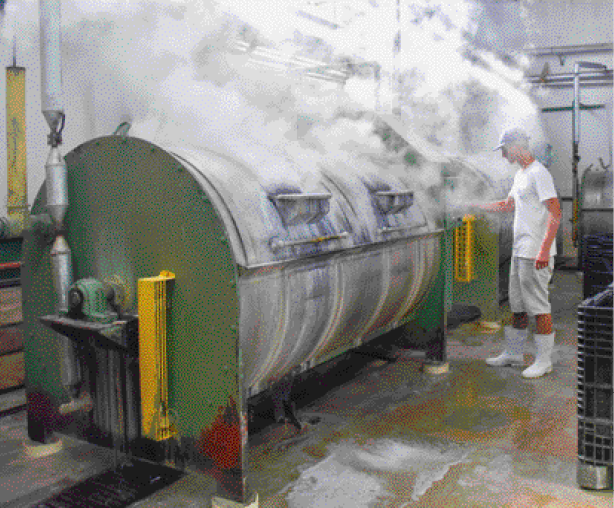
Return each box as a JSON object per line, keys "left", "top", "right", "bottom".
{"left": 0, "top": 271, "right": 612, "bottom": 507}
{"left": 246, "top": 270, "right": 611, "bottom": 507}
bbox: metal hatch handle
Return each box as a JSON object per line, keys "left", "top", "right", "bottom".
{"left": 270, "top": 192, "right": 332, "bottom": 226}
{"left": 270, "top": 231, "right": 349, "bottom": 251}
{"left": 378, "top": 223, "right": 426, "bottom": 234}
{"left": 374, "top": 190, "right": 414, "bottom": 215}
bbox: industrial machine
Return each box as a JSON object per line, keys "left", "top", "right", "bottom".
{"left": 22, "top": 133, "right": 455, "bottom": 505}
{"left": 20, "top": 118, "right": 528, "bottom": 506}
{"left": 9, "top": 2, "right": 524, "bottom": 506}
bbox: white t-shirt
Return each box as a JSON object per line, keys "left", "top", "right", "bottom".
{"left": 508, "top": 160, "right": 558, "bottom": 258}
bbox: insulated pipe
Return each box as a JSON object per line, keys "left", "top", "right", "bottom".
{"left": 45, "top": 147, "right": 68, "bottom": 226}
{"left": 50, "top": 235, "right": 72, "bottom": 313}
{"left": 5, "top": 66, "right": 29, "bottom": 236}
{"left": 571, "top": 61, "right": 608, "bottom": 248}
{"left": 39, "top": 0, "right": 63, "bottom": 133}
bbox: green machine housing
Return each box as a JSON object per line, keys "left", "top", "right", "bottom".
{"left": 22, "top": 135, "right": 465, "bottom": 504}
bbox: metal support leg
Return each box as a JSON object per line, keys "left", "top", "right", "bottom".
{"left": 119, "top": 351, "right": 131, "bottom": 464}
{"left": 423, "top": 326, "right": 450, "bottom": 374}
{"left": 424, "top": 227, "right": 451, "bottom": 375}
{"left": 272, "top": 375, "right": 301, "bottom": 431}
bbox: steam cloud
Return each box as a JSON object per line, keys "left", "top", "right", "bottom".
{"left": 0, "top": 0, "right": 549, "bottom": 215}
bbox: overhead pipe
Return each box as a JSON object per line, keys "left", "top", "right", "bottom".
{"left": 522, "top": 43, "right": 613, "bottom": 63}
{"left": 533, "top": 81, "right": 613, "bottom": 89}
{"left": 40, "top": 0, "right": 80, "bottom": 399}
{"left": 571, "top": 61, "right": 608, "bottom": 248}
{"left": 526, "top": 69, "right": 613, "bottom": 84}
{"left": 232, "top": 40, "right": 349, "bottom": 83}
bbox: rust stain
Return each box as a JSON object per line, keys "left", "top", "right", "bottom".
{"left": 512, "top": 398, "right": 578, "bottom": 460}
{"left": 197, "top": 396, "right": 242, "bottom": 470}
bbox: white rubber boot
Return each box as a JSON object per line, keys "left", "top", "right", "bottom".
{"left": 522, "top": 333, "right": 555, "bottom": 378}
{"left": 486, "top": 326, "right": 527, "bottom": 367}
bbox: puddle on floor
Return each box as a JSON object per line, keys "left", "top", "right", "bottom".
{"left": 283, "top": 438, "right": 469, "bottom": 506}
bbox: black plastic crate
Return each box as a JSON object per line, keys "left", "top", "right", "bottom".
{"left": 584, "top": 273, "right": 614, "bottom": 301}
{"left": 578, "top": 286, "right": 613, "bottom": 464}
{"left": 577, "top": 381, "right": 613, "bottom": 419}
{"left": 578, "top": 287, "right": 614, "bottom": 334}
{"left": 582, "top": 235, "right": 613, "bottom": 299}
{"left": 578, "top": 418, "right": 614, "bottom": 466}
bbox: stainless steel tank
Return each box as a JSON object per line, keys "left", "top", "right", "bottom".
{"left": 579, "top": 165, "right": 613, "bottom": 271}
{"left": 167, "top": 142, "right": 442, "bottom": 393}
{"left": 580, "top": 166, "right": 613, "bottom": 237}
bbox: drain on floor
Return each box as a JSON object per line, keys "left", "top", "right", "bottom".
{"left": 33, "top": 458, "right": 185, "bottom": 508}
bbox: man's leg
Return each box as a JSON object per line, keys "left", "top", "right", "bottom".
{"left": 535, "top": 313, "right": 553, "bottom": 335}
{"left": 487, "top": 257, "right": 528, "bottom": 367}
{"left": 522, "top": 258, "right": 556, "bottom": 378}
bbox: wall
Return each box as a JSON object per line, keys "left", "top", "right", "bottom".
{"left": 521, "top": 0, "right": 613, "bottom": 258}
{"left": 0, "top": 1, "right": 611, "bottom": 238}
{"left": 458, "top": 0, "right": 613, "bottom": 258}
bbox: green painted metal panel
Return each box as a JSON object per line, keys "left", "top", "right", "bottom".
{"left": 452, "top": 215, "right": 500, "bottom": 322}
{"left": 412, "top": 228, "right": 451, "bottom": 333}
{"left": 22, "top": 207, "right": 64, "bottom": 402}
{"left": 23, "top": 136, "right": 240, "bottom": 442}
{"left": 0, "top": 237, "right": 22, "bottom": 263}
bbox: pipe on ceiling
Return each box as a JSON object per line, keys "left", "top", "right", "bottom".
{"left": 522, "top": 43, "right": 613, "bottom": 58}
{"left": 525, "top": 70, "right": 612, "bottom": 82}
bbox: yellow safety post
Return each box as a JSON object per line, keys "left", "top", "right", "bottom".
{"left": 454, "top": 214, "right": 476, "bottom": 282}
{"left": 6, "top": 66, "right": 29, "bottom": 235}
{"left": 138, "top": 271, "right": 177, "bottom": 441}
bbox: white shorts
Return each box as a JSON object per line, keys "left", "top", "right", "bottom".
{"left": 509, "top": 256, "right": 554, "bottom": 316}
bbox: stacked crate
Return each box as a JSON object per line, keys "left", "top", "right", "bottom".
{"left": 577, "top": 285, "right": 613, "bottom": 489}
{"left": 582, "top": 234, "right": 613, "bottom": 299}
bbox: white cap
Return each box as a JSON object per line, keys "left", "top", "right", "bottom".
{"left": 493, "top": 127, "right": 530, "bottom": 151}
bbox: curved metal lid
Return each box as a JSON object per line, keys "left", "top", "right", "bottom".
{"left": 163, "top": 142, "right": 433, "bottom": 267}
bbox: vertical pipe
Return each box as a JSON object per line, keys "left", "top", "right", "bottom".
{"left": 6, "top": 66, "right": 29, "bottom": 235}
{"left": 39, "top": 0, "right": 64, "bottom": 132}
{"left": 573, "top": 63, "right": 581, "bottom": 146}
{"left": 40, "top": 0, "right": 80, "bottom": 398}
{"left": 572, "top": 66, "right": 580, "bottom": 248}
{"left": 571, "top": 61, "right": 607, "bottom": 249}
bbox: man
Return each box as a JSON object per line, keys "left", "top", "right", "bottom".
{"left": 473, "top": 127, "right": 562, "bottom": 378}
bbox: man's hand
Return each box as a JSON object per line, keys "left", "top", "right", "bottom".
{"left": 474, "top": 198, "right": 515, "bottom": 213}
{"left": 535, "top": 250, "right": 550, "bottom": 270}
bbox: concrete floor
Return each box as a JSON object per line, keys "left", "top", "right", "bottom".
{"left": 0, "top": 270, "right": 612, "bottom": 507}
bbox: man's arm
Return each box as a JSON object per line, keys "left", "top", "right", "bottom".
{"left": 474, "top": 196, "right": 515, "bottom": 213}
{"left": 535, "top": 197, "right": 562, "bottom": 269}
